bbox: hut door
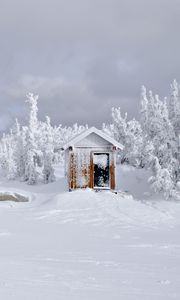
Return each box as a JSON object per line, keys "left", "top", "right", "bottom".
{"left": 93, "top": 153, "right": 110, "bottom": 188}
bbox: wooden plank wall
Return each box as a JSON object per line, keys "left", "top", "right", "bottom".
{"left": 68, "top": 148, "right": 116, "bottom": 190}
{"left": 69, "top": 152, "right": 75, "bottom": 190}
{"left": 89, "top": 155, "right": 94, "bottom": 188}
{"left": 110, "top": 159, "right": 115, "bottom": 190}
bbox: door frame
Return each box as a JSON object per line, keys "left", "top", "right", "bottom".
{"left": 92, "top": 151, "right": 111, "bottom": 189}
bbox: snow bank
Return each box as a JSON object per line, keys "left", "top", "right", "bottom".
{"left": 0, "top": 166, "right": 180, "bottom": 300}
{"left": 0, "top": 165, "right": 179, "bottom": 229}
{"left": 31, "top": 188, "right": 180, "bottom": 229}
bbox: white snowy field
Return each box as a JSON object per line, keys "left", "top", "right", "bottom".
{"left": 0, "top": 165, "right": 180, "bottom": 300}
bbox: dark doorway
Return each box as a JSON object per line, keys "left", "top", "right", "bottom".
{"left": 93, "top": 153, "right": 110, "bottom": 188}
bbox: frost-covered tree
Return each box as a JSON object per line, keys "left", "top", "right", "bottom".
{"left": 24, "top": 131, "right": 38, "bottom": 184}
{"left": 141, "top": 140, "right": 155, "bottom": 169}
{"left": 140, "top": 82, "right": 180, "bottom": 198}
{"left": 148, "top": 157, "right": 174, "bottom": 199}
{"left": 42, "top": 116, "right": 55, "bottom": 183}
{"left": 3, "top": 132, "right": 17, "bottom": 180}
{"left": 110, "top": 107, "right": 128, "bottom": 163}
{"left": 103, "top": 107, "right": 143, "bottom": 166}
{"left": 169, "top": 79, "right": 180, "bottom": 136}
{"left": 140, "top": 85, "right": 149, "bottom": 133}
{"left": 103, "top": 80, "right": 180, "bottom": 199}
{"left": 24, "top": 93, "right": 40, "bottom": 184}
{"left": 43, "top": 150, "right": 55, "bottom": 183}
{"left": 111, "top": 107, "right": 127, "bottom": 146}
{"left": 125, "top": 118, "right": 143, "bottom": 166}
{"left": 0, "top": 92, "right": 88, "bottom": 185}
{"left": 0, "top": 134, "right": 8, "bottom": 172}
{"left": 12, "top": 119, "right": 27, "bottom": 179}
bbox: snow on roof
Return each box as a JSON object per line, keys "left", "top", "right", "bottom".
{"left": 63, "top": 126, "right": 124, "bottom": 150}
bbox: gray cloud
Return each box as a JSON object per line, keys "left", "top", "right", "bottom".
{"left": 0, "top": 0, "right": 180, "bottom": 131}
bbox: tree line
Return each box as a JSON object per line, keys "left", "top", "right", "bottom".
{"left": 0, "top": 80, "right": 179, "bottom": 199}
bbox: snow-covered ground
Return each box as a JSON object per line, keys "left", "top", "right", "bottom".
{"left": 0, "top": 165, "right": 180, "bottom": 300}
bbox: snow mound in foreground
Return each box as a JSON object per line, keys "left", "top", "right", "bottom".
{"left": 35, "top": 189, "right": 179, "bottom": 228}
{"left": 1, "top": 165, "right": 180, "bottom": 229}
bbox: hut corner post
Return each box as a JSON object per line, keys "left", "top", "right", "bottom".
{"left": 68, "top": 151, "right": 75, "bottom": 191}
{"left": 89, "top": 153, "right": 94, "bottom": 189}
{"left": 110, "top": 149, "right": 116, "bottom": 190}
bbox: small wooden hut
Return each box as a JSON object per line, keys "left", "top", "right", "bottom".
{"left": 62, "top": 127, "right": 123, "bottom": 191}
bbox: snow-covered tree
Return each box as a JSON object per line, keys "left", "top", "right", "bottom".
{"left": 111, "top": 107, "right": 127, "bottom": 146}
{"left": 4, "top": 132, "right": 17, "bottom": 180}
{"left": 111, "top": 107, "right": 128, "bottom": 163}
{"left": 140, "top": 85, "right": 149, "bottom": 133}
{"left": 125, "top": 118, "right": 143, "bottom": 166}
{"left": 103, "top": 107, "right": 143, "bottom": 166}
{"left": 141, "top": 140, "right": 155, "bottom": 169}
{"left": 148, "top": 157, "right": 174, "bottom": 199}
{"left": 12, "top": 119, "right": 27, "bottom": 179}
{"left": 169, "top": 79, "right": 180, "bottom": 136}
{"left": 103, "top": 80, "right": 180, "bottom": 198}
{"left": 0, "top": 92, "right": 89, "bottom": 185}
{"left": 42, "top": 116, "right": 55, "bottom": 183}
{"left": 140, "top": 82, "right": 180, "bottom": 198}
{"left": 0, "top": 134, "right": 8, "bottom": 172}
{"left": 24, "top": 93, "right": 40, "bottom": 184}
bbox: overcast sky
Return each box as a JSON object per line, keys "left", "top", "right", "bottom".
{"left": 0, "top": 0, "right": 180, "bottom": 131}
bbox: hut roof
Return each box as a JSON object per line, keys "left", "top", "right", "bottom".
{"left": 63, "top": 126, "right": 124, "bottom": 150}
